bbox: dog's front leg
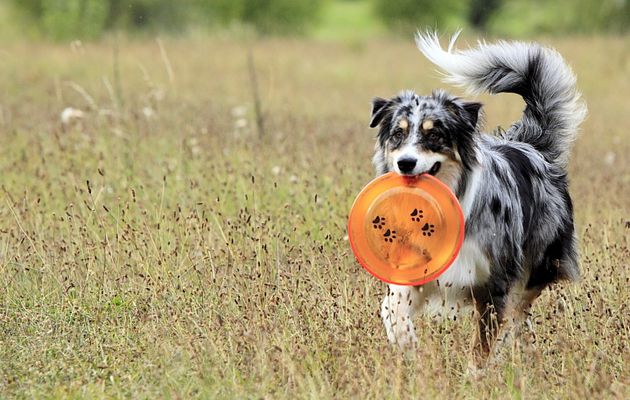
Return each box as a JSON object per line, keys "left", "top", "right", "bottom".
{"left": 472, "top": 286, "right": 508, "bottom": 366}
{"left": 381, "top": 284, "right": 421, "bottom": 349}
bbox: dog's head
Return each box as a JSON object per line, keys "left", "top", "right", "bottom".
{"left": 370, "top": 90, "right": 481, "bottom": 191}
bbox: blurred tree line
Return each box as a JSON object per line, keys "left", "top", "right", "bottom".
{"left": 10, "top": 0, "right": 325, "bottom": 39}
{"left": 9, "top": 0, "right": 629, "bottom": 40}
{"left": 374, "top": 0, "right": 629, "bottom": 35}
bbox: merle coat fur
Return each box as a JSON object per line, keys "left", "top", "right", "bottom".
{"left": 374, "top": 32, "right": 587, "bottom": 360}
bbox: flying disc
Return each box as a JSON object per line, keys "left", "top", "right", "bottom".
{"left": 348, "top": 172, "right": 464, "bottom": 286}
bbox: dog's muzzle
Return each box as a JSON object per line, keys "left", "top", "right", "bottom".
{"left": 397, "top": 158, "right": 417, "bottom": 174}
{"left": 396, "top": 158, "right": 442, "bottom": 176}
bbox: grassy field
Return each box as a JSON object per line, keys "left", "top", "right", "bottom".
{"left": 0, "top": 34, "right": 628, "bottom": 398}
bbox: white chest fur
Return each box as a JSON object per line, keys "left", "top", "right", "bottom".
{"left": 438, "top": 237, "right": 490, "bottom": 287}
{"left": 417, "top": 237, "right": 490, "bottom": 318}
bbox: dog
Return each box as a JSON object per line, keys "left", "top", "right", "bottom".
{"left": 372, "top": 32, "right": 587, "bottom": 362}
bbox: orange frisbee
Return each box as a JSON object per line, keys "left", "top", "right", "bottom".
{"left": 348, "top": 172, "right": 464, "bottom": 286}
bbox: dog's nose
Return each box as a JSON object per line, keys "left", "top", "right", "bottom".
{"left": 397, "top": 158, "right": 417, "bottom": 174}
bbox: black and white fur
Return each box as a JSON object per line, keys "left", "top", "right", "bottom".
{"left": 373, "top": 32, "right": 586, "bottom": 361}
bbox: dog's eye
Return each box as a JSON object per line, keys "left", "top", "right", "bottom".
{"left": 392, "top": 128, "right": 404, "bottom": 140}
{"left": 427, "top": 131, "right": 439, "bottom": 140}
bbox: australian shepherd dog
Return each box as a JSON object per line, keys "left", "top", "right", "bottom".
{"left": 373, "top": 32, "right": 586, "bottom": 364}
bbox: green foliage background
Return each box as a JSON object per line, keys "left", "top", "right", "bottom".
{"left": 373, "top": 0, "right": 469, "bottom": 33}
{"left": 374, "top": 0, "right": 629, "bottom": 36}
{"left": 5, "top": 0, "right": 630, "bottom": 40}
{"left": 487, "top": 0, "right": 629, "bottom": 36}
{"left": 205, "top": 0, "right": 324, "bottom": 34}
{"left": 9, "top": 0, "right": 326, "bottom": 39}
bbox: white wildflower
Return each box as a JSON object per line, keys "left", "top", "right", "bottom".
{"left": 60, "top": 107, "right": 84, "bottom": 124}
{"left": 231, "top": 106, "right": 247, "bottom": 118}
{"left": 142, "top": 106, "right": 155, "bottom": 119}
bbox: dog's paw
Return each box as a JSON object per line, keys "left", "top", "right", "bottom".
{"left": 465, "top": 361, "right": 487, "bottom": 381}
{"left": 390, "top": 333, "right": 418, "bottom": 351}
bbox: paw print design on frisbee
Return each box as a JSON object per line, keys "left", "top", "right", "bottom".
{"left": 410, "top": 208, "right": 424, "bottom": 222}
{"left": 372, "top": 216, "right": 386, "bottom": 230}
{"left": 383, "top": 229, "right": 397, "bottom": 242}
{"left": 421, "top": 223, "right": 436, "bottom": 236}
{"left": 348, "top": 172, "right": 464, "bottom": 286}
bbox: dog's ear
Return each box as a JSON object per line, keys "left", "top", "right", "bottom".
{"left": 462, "top": 101, "right": 482, "bottom": 128}
{"left": 369, "top": 97, "right": 390, "bottom": 128}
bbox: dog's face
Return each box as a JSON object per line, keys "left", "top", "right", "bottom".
{"left": 370, "top": 90, "right": 481, "bottom": 190}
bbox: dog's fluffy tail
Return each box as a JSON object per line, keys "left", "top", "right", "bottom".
{"left": 416, "top": 31, "right": 587, "bottom": 168}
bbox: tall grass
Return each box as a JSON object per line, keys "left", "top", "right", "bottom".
{"left": 0, "top": 35, "right": 628, "bottom": 398}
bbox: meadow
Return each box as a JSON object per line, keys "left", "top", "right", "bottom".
{"left": 0, "top": 34, "right": 628, "bottom": 398}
